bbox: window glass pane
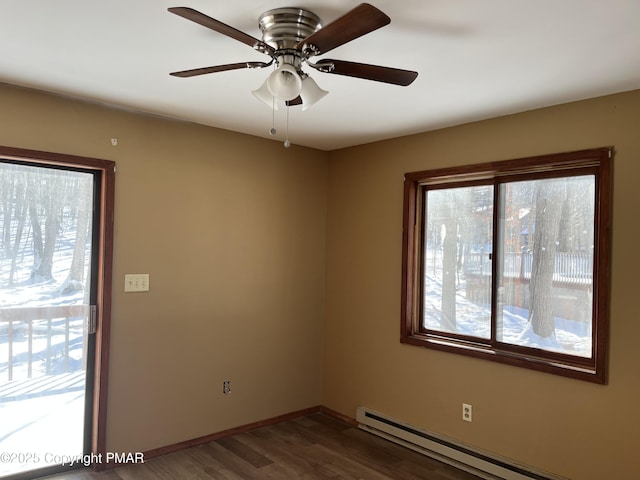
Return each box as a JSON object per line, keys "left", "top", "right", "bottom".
{"left": 497, "top": 176, "right": 595, "bottom": 357}
{"left": 423, "top": 185, "right": 493, "bottom": 338}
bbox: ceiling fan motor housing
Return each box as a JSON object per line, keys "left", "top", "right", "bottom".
{"left": 258, "top": 8, "right": 322, "bottom": 51}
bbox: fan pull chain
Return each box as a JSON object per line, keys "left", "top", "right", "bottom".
{"left": 269, "top": 96, "right": 277, "bottom": 136}
{"left": 284, "top": 105, "right": 291, "bottom": 148}
{"left": 268, "top": 61, "right": 278, "bottom": 137}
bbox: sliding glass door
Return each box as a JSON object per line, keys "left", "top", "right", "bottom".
{"left": 0, "top": 159, "right": 103, "bottom": 478}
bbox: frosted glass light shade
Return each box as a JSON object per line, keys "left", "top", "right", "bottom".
{"left": 300, "top": 76, "right": 329, "bottom": 110}
{"left": 267, "top": 64, "right": 302, "bottom": 101}
{"left": 252, "top": 79, "right": 278, "bottom": 109}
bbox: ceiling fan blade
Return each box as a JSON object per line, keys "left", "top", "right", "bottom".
{"left": 168, "top": 7, "right": 274, "bottom": 56}
{"left": 170, "top": 62, "right": 270, "bottom": 78}
{"left": 298, "top": 3, "right": 390, "bottom": 56}
{"left": 315, "top": 59, "right": 418, "bottom": 86}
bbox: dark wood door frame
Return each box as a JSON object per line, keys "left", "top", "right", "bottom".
{"left": 0, "top": 145, "right": 115, "bottom": 467}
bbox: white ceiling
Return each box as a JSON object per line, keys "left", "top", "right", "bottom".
{"left": 1, "top": 0, "right": 639, "bottom": 151}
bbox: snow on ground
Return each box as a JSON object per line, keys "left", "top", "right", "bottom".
{"left": 1, "top": 210, "right": 90, "bottom": 475}
{"left": 0, "top": 225, "right": 88, "bottom": 308}
{"left": 0, "top": 388, "right": 85, "bottom": 476}
{"left": 423, "top": 271, "right": 592, "bottom": 358}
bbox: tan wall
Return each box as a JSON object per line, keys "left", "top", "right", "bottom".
{"left": 3, "top": 80, "right": 639, "bottom": 479}
{"left": 0, "top": 83, "right": 328, "bottom": 452}
{"left": 323, "top": 89, "right": 640, "bottom": 479}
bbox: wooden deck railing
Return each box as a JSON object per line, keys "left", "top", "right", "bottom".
{"left": 463, "top": 251, "right": 593, "bottom": 287}
{"left": 0, "top": 305, "right": 89, "bottom": 382}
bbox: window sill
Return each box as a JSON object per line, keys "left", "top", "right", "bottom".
{"left": 401, "top": 334, "right": 605, "bottom": 384}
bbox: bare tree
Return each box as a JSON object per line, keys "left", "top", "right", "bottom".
{"left": 441, "top": 202, "right": 458, "bottom": 330}
{"left": 32, "top": 172, "right": 64, "bottom": 280}
{"left": 529, "top": 180, "right": 565, "bottom": 338}
{"left": 27, "top": 173, "right": 44, "bottom": 278}
{"left": 8, "top": 173, "right": 28, "bottom": 286}
{"left": 60, "top": 178, "right": 92, "bottom": 295}
{"left": 1, "top": 167, "right": 16, "bottom": 258}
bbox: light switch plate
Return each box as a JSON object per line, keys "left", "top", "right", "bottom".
{"left": 124, "top": 274, "right": 149, "bottom": 292}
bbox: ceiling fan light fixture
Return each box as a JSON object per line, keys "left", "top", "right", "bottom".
{"left": 300, "top": 75, "right": 328, "bottom": 110}
{"left": 267, "top": 63, "right": 302, "bottom": 101}
{"left": 252, "top": 79, "right": 278, "bottom": 110}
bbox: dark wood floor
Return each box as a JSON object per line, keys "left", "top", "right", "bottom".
{"left": 41, "top": 413, "right": 482, "bottom": 480}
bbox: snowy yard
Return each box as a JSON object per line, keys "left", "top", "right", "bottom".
{"left": 1, "top": 162, "right": 93, "bottom": 475}
{"left": 423, "top": 260, "right": 592, "bottom": 358}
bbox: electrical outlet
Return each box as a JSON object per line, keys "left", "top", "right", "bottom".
{"left": 223, "top": 380, "right": 231, "bottom": 395}
{"left": 462, "top": 403, "right": 473, "bottom": 422}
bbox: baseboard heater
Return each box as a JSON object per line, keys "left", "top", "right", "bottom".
{"left": 356, "top": 407, "right": 566, "bottom": 480}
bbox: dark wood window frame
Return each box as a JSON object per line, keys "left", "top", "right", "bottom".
{"left": 401, "top": 148, "right": 612, "bottom": 384}
{"left": 0, "top": 145, "right": 115, "bottom": 465}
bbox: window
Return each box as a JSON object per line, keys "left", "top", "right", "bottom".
{"left": 401, "top": 148, "right": 612, "bottom": 383}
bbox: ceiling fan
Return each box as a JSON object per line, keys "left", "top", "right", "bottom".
{"left": 168, "top": 3, "right": 419, "bottom": 112}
